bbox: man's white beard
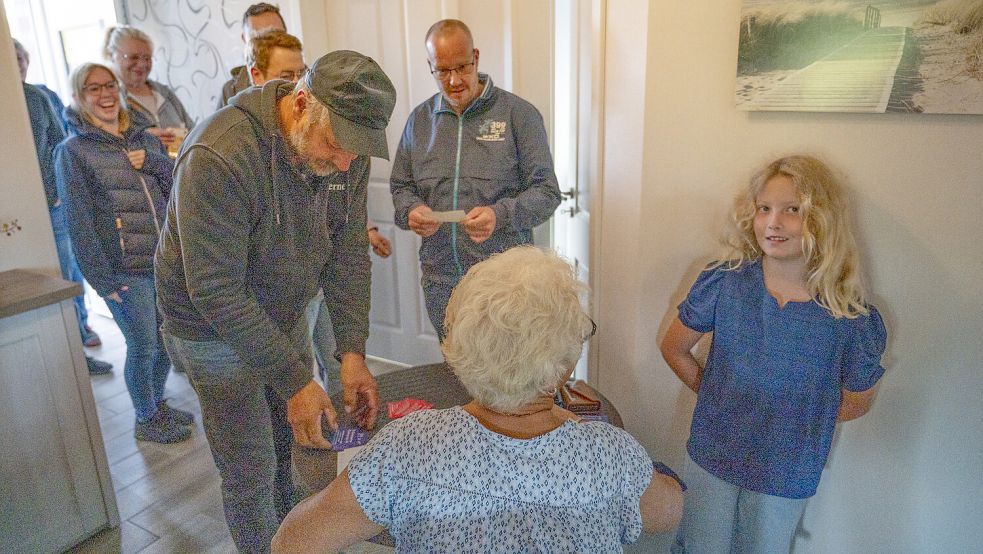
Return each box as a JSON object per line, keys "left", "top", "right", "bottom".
{"left": 289, "top": 118, "right": 340, "bottom": 178}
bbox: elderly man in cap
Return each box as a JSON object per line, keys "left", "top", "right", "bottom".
{"left": 155, "top": 50, "right": 396, "bottom": 552}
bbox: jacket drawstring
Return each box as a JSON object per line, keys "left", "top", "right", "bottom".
{"left": 271, "top": 136, "right": 282, "bottom": 225}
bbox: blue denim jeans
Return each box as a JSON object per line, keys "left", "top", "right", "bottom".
{"left": 671, "top": 454, "right": 807, "bottom": 554}
{"left": 422, "top": 279, "right": 456, "bottom": 341}
{"left": 305, "top": 292, "right": 341, "bottom": 395}
{"left": 163, "top": 330, "right": 304, "bottom": 553}
{"left": 49, "top": 204, "right": 88, "bottom": 334}
{"left": 103, "top": 275, "right": 171, "bottom": 422}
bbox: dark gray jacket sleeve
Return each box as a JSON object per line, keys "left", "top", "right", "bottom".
{"left": 173, "top": 146, "right": 311, "bottom": 399}
{"left": 321, "top": 158, "right": 372, "bottom": 357}
{"left": 490, "top": 103, "right": 561, "bottom": 232}
{"left": 389, "top": 117, "right": 426, "bottom": 229}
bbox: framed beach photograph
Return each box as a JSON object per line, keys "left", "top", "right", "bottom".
{"left": 735, "top": 1, "right": 983, "bottom": 113}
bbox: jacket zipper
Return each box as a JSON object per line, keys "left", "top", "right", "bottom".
{"left": 137, "top": 174, "right": 162, "bottom": 236}
{"left": 451, "top": 117, "right": 464, "bottom": 278}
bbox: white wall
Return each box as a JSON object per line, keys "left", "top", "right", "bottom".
{"left": 0, "top": 4, "right": 59, "bottom": 275}
{"left": 118, "top": 0, "right": 300, "bottom": 122}
{"left": 597, "top": 1, "right": 983, "bottom": 552}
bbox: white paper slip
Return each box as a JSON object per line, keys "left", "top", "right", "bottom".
{"left": 336, "top": 444, "right": 366, "bottom": 475}
{"left": 430, "top": 210, "right": 467, "bottom": 223}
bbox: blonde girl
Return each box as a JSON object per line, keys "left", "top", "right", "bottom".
{"left": 661, "top": 155, "right": 887, "bottom": 553}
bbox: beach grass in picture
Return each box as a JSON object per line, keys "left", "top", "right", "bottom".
{"left": 736, "top": 0, "right": 983, "bottom": 114}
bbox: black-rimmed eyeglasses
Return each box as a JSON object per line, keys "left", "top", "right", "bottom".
{"left": 429, "top": 58, "right": 476, "bottom": 80}
{"left": 82, "top": 81, "right": 119, "bottom": 95}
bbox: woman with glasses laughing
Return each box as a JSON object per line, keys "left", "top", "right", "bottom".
{"left": 54, "top": 62, "right": 188, "bottom": 445}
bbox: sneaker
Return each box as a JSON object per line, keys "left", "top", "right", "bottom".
{"left": 82, "top": 326, "right": 102, "bottom": 347}
{"left": 135, "top": 410, "right": 192, "bottom": 444}
{"left": 158, "top": 400, "right": 195, "bottom": 426}
{"left": 86, "top": 356, "right": 113, "bottom": 375}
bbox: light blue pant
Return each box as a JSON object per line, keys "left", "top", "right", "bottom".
{"left": 305, "top": 291, "right": 341, "bottom": 395}
{"left": 103, "top": 275, "right": 170, "bottom": 422}
{"left": 49, "top": 204, "right": 89, "bottom": 335}
{"left": 671, "top": 455, "right": 807, "bottom": 554}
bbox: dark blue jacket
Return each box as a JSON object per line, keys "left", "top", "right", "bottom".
{"left": 34, "top": 83, "right": 68, "bottom": 133}
{"left": 54, "top": 106, "right": 173, "bottom": 296}
{"left": 23, "top": 83, "right": 65, "bottom": 207}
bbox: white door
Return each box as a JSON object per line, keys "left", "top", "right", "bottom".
{"left": 552, "top": 0, "right": 603, "bottom": 382}
{"left": 297, "top": 0, "right": 553, "bottom": 365}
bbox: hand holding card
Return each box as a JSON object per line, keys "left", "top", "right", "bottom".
{"left": 330, "top": 425, "right": 370, "bottom": 452}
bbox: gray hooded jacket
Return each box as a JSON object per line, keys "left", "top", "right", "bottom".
{"left": 155, "top": 80, "right": 371, "bottom": 400}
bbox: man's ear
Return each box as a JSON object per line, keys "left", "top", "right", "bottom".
{"left": 292, "top": 89, "right": 308, "bottom": 120}
{"left": 246, "top": 65, "right": 266, "bottom": 87}
{"left": 473, "top": 48, "right": 480, "bottom": 67}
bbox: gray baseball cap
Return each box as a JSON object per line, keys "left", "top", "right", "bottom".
{"left": 305, "top": 50, "right": 396, "bottom": 160}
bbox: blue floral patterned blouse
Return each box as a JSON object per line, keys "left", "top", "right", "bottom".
{"left": 348, "top": 406, "right": 654, "bottom": 552}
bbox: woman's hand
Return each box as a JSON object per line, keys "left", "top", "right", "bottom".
{"left": 106, "top": 285, "right": 129, "bottom": 304}
{"left": 146, "top": 126, "right": 176, "bottom": 148}
{"left": 126, "top": 149, "right": 146, "bottom": 170}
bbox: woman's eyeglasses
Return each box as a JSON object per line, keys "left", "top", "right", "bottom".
{"left": 82, "top": 81, "right": 120, "bottom": 95}
{"left": 584, "top": 318, "right": 597, "bottom": 342}
{"left": 118, "top": 53, "right": 152, "bottom": 63}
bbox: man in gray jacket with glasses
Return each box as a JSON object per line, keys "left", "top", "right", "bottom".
{"left": 390, "top": 19, "right": 561, "bottom": 340}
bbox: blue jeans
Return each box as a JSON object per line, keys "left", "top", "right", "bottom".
{"left": 50, "top": 204, "right": 88, "bottom": 334}
{"left": 163, "top": 330, "right": 304, "bottom": 553}
{"left": 422, "top": 279, "right": 456, "bottom": 341}
{"left": 103, "top": 275, "right": 171, "bottom": 422}
{"left": 305, "top": 292, "right": 341, "bottom": 395}
{"left": 671, "top": 454, "right": 807, "bottom": 554}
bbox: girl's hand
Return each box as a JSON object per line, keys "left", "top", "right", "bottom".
{"left": 127, "top": 149, "right": 146, "bottom": 170}
{"left": 106, "top": 285, "right": 129, "bottom": 304}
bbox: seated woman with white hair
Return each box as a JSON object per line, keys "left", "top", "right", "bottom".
{"left": 272, "top": 246, "right": 683, "bottom": 553}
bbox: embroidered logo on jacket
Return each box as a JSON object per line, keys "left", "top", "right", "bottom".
{"left": 476, "top": 120, "right": 506, "bottom": 142}
{"left": 327, "top": 183, "right": 346, "bottom": 191}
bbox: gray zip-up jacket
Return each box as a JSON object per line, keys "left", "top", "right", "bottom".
{"left": 126, "top": 79, "right": 195, "bottom": 130}
{"left": 390, "top": 74, "right": 561, "bottom": 285}
{"left": 155, "top": 80, "right": 371, "bottom": 400}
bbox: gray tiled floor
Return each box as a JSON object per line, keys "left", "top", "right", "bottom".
{"left": 74, "top": 310, "right": 396, "bottom": 553}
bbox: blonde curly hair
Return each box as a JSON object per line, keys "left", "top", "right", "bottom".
{"left": 721, "top": 154, "right": 869, "bottom": 318}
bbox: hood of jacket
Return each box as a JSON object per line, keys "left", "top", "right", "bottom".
{"left": 222, "top": 80, "right": 340, "bottom": 225}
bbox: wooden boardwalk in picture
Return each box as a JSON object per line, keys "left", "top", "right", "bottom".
{"left": 748, "top": 26, "right": 909, "bottom": 113}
